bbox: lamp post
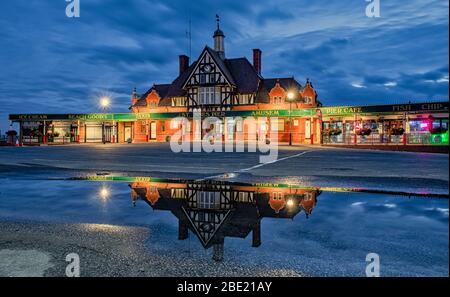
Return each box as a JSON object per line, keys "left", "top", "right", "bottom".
{"left": 287, "top": 91, "right": 296, "bottom": 146}
{"left": 100, "top": 96, "right": 111, "bottom": 144}
{"left": 9, "top": 122, "right": 13, "bottom": 145}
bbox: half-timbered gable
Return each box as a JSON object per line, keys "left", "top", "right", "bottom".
{"left": 182, "top": 46, "right": 236, "bottom": 108}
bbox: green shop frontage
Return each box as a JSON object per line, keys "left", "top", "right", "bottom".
{"left": 318, "top": 102, "right": 449, "bottom": 146}
{"left": 8, "top": 101, "right": 449, "bottom": 146}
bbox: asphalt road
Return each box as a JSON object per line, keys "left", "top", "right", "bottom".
{"left": 0, "top": 143, "right": 448, "bottom": 193}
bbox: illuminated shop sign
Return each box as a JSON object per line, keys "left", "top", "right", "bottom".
{"left": 320, "top": 102, "right": 448, "bottom": 116}
{"left": 9, "top": 102, "right": 448, "bottom": 121}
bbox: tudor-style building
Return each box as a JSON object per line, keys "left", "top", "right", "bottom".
{"left": 130, "top": 21, "right": 320, "bottom": 144}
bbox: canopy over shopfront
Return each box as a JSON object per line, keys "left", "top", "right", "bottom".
{"left": 8, "top": 101, "right": 449, "bottom": 146}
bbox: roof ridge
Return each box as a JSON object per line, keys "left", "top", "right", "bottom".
{"left": 225, "top": 57, "right": 248, "bottom": 61}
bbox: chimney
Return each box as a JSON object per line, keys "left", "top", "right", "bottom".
{"left": 179, "top": 55, "right": 189, "bottom": 75}
{"left": 253, "top": 49, "right": 262, "bottom": 75}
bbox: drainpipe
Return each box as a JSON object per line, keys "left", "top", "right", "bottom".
{"left": 9, "top": 122, "right": 13, "bottom": 145}
{"left": 19, "top": 121, "right": 23, "bottom": 146}
{"left": 403, "top": 112, "right": 407, "bottom": 145}
{"left": 112, "top": 121, "right": 116, "bottom": 143}
{"left": 77, "top": 120, "right": 81, "bottom": 144}
{"left": 43, "top": 121, "right": 46, "bottom": 144}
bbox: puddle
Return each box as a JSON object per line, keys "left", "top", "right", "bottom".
{"left": 0, "top": 176, "right": 448, "bottom": 276}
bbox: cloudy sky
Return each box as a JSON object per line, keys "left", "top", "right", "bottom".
{"left": 0, "top": 0, "right": 448, "bottom": 131}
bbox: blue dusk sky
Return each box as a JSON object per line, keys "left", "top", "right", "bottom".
{"left": 0, "top": 0, "right": 448, "bottom": 131}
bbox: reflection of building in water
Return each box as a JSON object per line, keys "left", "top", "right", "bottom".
{"left": 130, "top": 180, "right": 320, "bottom": 261}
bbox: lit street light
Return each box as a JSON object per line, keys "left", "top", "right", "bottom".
{"left": 100, "top": 96, "right": 111, "bottom": 110}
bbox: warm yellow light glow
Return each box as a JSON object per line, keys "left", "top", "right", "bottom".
{"left": 99, "top": 187, "right": 110, "bottom": 200}
{"left": 100, "top": 96, "right": 110, "bottom": 108}
{"left": 287, "top": 199, "right": 295, "bottom": 208}
{"left": 287, "top": 92, "right": 295, "bottom": 100}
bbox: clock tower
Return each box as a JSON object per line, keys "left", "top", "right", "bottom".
{"left": 213, "top": 14, "right": 225, "bottom": 59}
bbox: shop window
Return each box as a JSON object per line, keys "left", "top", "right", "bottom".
{"left": 170, "top": 120, "right": 180, "bottom": 129}
{"left": 270, "top": 118, "right": 285, "bottom": 132}
{"left": 409, "top": 120, "right": 430, "bottom": 132}
{"left": 140, "top": 121, "right": 147, "bottom": 134}
{"left": 184, "top": 121, "right": 192, "bottom": 132}
{"left": 236, "top": 119, "right": 243, "bottom": 132}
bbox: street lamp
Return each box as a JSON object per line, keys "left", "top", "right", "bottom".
{"left": 286, "top": 91, "right": 296, "bottom": 146}
{"left": 99, "top": 96, "right": 111, "bottom": 144}
{"left": 100, "top": 96, "right": 111, "bottom": 110}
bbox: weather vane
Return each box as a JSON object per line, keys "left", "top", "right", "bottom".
{"left": 216, "top": 14, "right": 220, "bottom": 29}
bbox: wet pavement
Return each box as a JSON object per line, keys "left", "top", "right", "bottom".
{"left": 0, "top": 175, "right": 448, "bottom": 276}
{"left": 0, "top": 143, "right": 448, "bottom": 193}
{"left": 0, "top": 144, "right": 448, "bottom": 276}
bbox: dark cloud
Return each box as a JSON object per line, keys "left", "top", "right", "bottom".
{"left": 256, "top": 7, "right": 295, "bottom": 25}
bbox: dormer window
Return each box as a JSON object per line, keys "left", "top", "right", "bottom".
{"left": 273, "top": 96, "right": 283, "bottom": 104}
